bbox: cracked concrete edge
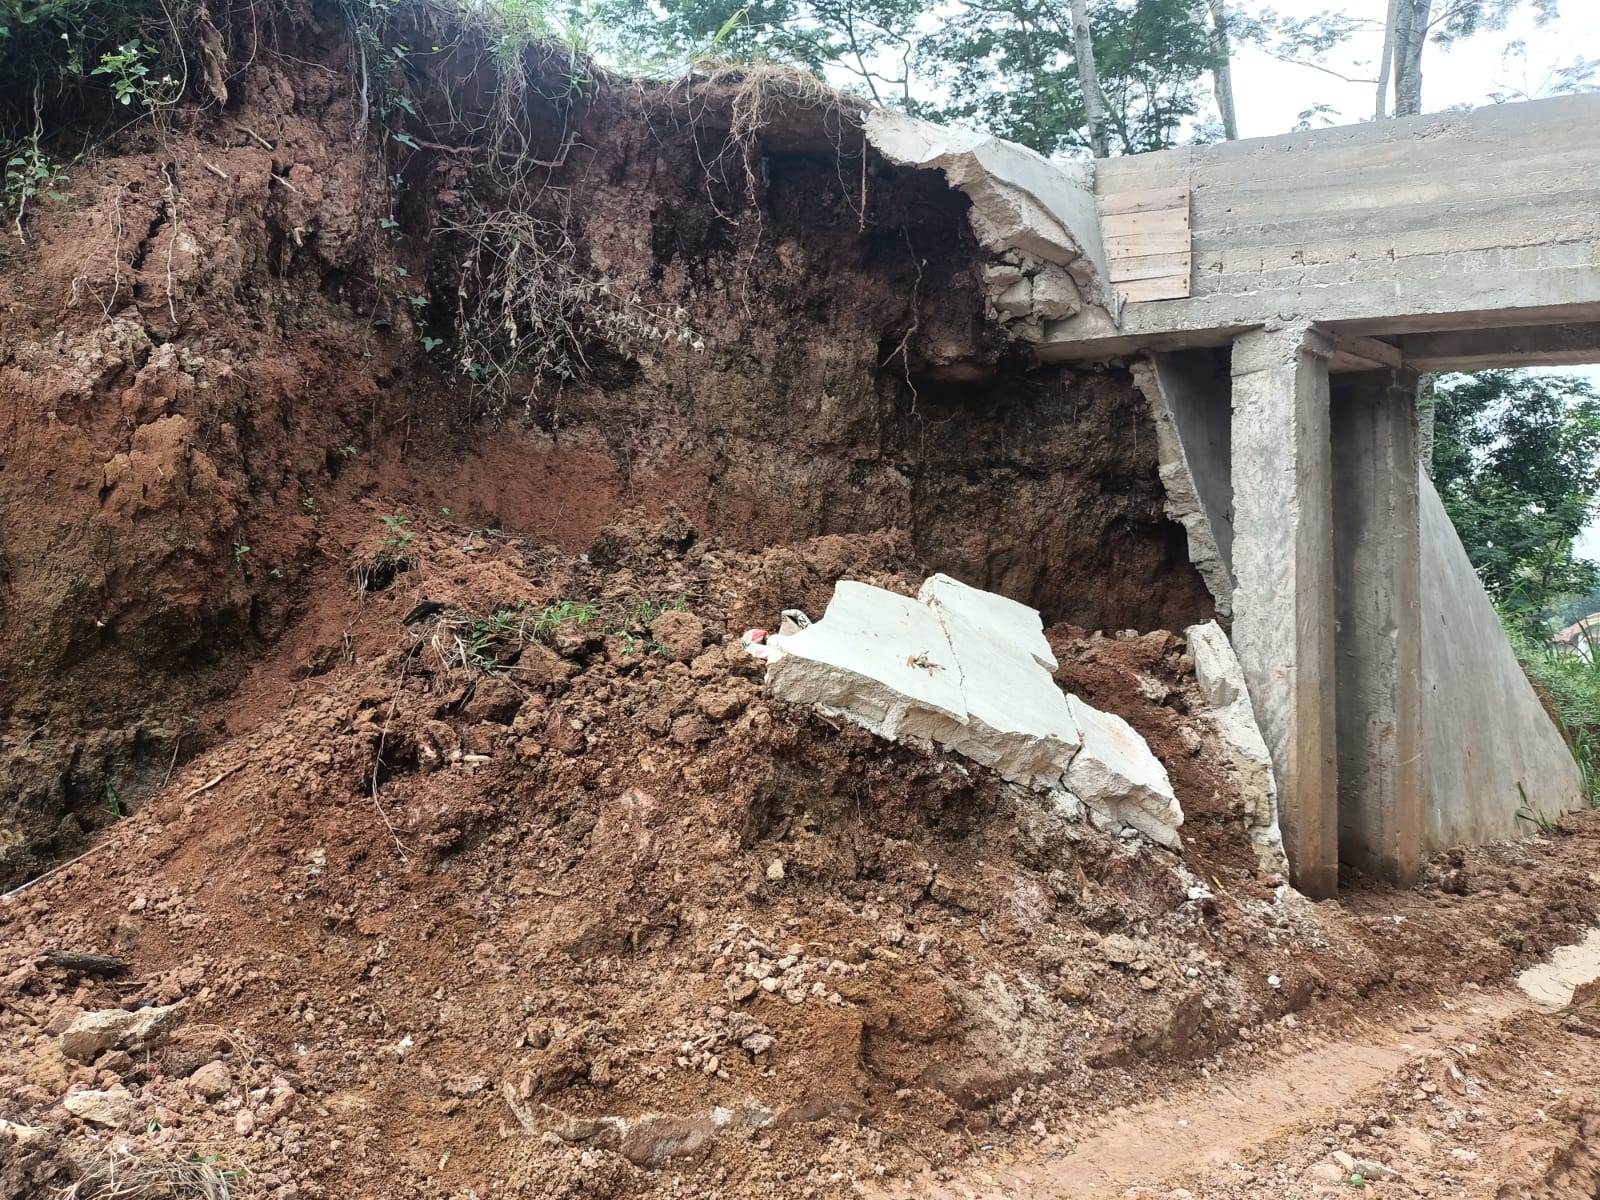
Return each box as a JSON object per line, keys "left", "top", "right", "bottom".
{"left": 1131, "top": 359, "right": 1233, "bottom": 622}
{"left": 1186, "top": 620, "right": 1288, "bottom": 874}
{"left": 862, "top": 109, "right": 1121, "bottom": 329}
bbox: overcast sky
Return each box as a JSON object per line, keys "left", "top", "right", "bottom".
{"left": 1222, "top": 2, "right": 1600, "bottom": 560}
{"left": 1228, "top": 0, "right": 1599, "bottom": 136}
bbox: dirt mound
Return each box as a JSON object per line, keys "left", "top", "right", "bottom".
{"left": 2, "top": 512, "right": 1596, "bottom": 1198}
{"left": 0, "top": 6, "right": 1206, "bottom": 884}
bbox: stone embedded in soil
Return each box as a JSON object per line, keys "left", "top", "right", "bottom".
{"left": 62, "top": 1086, "right": 136, "bottom": 1128}
{"left": 187, "top": 1059, "right": 232, "bottom": 1101}
{"left": 60, "top": 1001, "right": 186, "bottom": 1063}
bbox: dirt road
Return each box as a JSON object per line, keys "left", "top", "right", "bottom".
{"left": 876, "top": 943, "right": 1600, "bottom": 1199}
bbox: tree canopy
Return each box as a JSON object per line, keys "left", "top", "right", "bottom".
{"left": 1430, "top": 371, "right": 1600, "bottom": 632}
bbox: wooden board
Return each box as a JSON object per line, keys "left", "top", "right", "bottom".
{"left": 1096, "top": 183, "right": 1192, "bottom": 302}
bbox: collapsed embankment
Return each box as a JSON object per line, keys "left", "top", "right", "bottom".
{"left": 3, "top": 506, "right": 1597, "bottom": 1200}
{"left": 0, "top": 3, "right": 1207, "bottom": 886}
{"left": 7, "top": 6, "right": 1597, "bottom": 1198}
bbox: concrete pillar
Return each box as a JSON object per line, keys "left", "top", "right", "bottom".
{"left": 1331, "top": 369, "right": 1424, "bottom": 884}
{"left": 1230, "top": 326, "right": 1339, "bottom": 898}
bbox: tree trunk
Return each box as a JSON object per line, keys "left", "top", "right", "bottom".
{"left": 1393, "top": 0, "right": 1432, "bottom": 117}
{"left": 1207, "top": 0, "right": 1239, "bottom": 139}
{"left": 1067, "top": 0, "right": 1111, "bottom": 157}
{"left": 1376, "top": 0, "right": 1403, "bottom": 118}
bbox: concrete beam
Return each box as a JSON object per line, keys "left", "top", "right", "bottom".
{"left": 1032, "top": 95, "right": 1600, "bottom": 361}
{"left": 1230, "top": 326, "right": 1339, "bottom": 898}
{"left": 1393, "top": 322, "right": 1600, "bottom": 372}
{"left": 1331, "top": 369, "right": 1424, "bottom": 885}
{"left": 1327, "top": 334, "right": 1402, "bottom": 374}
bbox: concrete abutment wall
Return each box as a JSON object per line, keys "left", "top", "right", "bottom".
{"left": 866, "top": 98, "right": 1592, "bottom": 891}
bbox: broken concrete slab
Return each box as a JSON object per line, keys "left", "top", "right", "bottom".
{"left": 918, "top": 572, "right": 1057, "bottom": 671}
{"left": 920, "top": 574, "right": 1078, "bottom": 789}
{"left": 1065, "top": 695, "right": 1183, "bottom": 850}
{"left": 768, "top": 575, "right": 1183, "bottom": 850}
{"left": 863, "top": 110, "right": 1118, "bottom": 327}
{"left": 764, "top": 581, "right": 966, "bottom": 744}
{"left": 1187, "top": 621, "right": 1286, "bottom": 871}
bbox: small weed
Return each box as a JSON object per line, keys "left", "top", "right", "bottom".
{"left": 269, "top": 566, "right": 284, "bottom": 580}
{"left": 379, "top": 514, "right": 413, "bottom": 556}
{"left": 4, "top": 137, "right": 68, "bottom": 239}
{"left": 440, "top": 599, "right": 603, "bottom": 673}
{"left": 232, "top": 542, "right": 250, "bottom": 564}
{"left": 302, "top": 495, "right": 321, "bottom": 521}
{"left": 105, "top": 782, "right": 124, "bottom": 820}
{"left": 1515, "top": 782, "right": 1555, "bottom": 834}
{"left": 336, "top": 445, "right": 358, "bottom": 460}
{"left": 533, "top": 599, "right": 597, "bottom": 635}
{"left": 92, "top": 39, "right": 177, "bottom": 110}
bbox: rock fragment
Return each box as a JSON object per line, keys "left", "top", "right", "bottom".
{"left": 60, "top": 1001, "right": 186, "bottom": 1063}
{"left": 63, "top": 1086, "right": 135, "bottom": 1127}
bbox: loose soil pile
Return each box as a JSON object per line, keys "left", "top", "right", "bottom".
{"left": 0, "top": 6, "right": 1205, "bottom": 886}
{"left": 2, "top": 509, "right": 1597, "bottom": 1199}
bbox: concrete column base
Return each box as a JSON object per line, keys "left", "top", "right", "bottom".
{"left": 1230, "top": 326, "right": 1339, "bottom": 898}
{"left": 1332, "top": 370, "right": 1424, "bottom": 885}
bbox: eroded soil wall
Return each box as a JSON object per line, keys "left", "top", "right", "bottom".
{"left": 0, "top": 9, "right": 1209, "bottom": 883}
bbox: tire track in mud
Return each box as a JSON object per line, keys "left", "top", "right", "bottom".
{"left": 873, "top": 980, "right": 1573, "bottom": 1198}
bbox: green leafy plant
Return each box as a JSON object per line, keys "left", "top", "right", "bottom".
{"left": 301, "top": 495, "right": 320, "bottom": 521}
{"left": 1506, "top": 619, "right": 1600, "bottom": 806}
{"left": 378, "top": 514, "right": 412, "bottom": 556}
{"left": 232, "top": 542, "right": 250, "bottom": 564}
{"left": 105, "top": 781, "right": 124, "bottom": 820}
{"left": 91, "top": 38, "right": 152, "bottom": 106}
{"left": 4, "top": 137, "right": 67, "bottom": 237}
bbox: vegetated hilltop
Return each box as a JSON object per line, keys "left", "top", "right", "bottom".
{"left": 0, "top": 0, "right": 1207, "bottom": 886}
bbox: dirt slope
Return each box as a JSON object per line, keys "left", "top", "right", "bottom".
{"left": 0, "top": 4, "right": 1207, "bottom": 887}
{"left": 2, "top": 507, "right": 1597, "bottom": 1199}
{"left": 4, "top": 6, "right": 1597, "bottom": 1199}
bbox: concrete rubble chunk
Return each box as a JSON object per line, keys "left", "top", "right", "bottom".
{"left": 764, "top": 581, "right": 966, "bottom": 744}
{"left": 918, "top": 573, "right": 1057, "bottom": 671}
{"left": 1187, "top": 621, "right": 1286, "bottom": 871}
{"left": 1065, "top": 694, "right": 1183, "bottom": 850}
{"left": 918, "top": 573, "right": 1077, "bottom": 788}
{"left": 768, "top": 575, "right": 1183, "bottom": 850}
{"left": 60, "top": 1000, "right": 187, "bottom": 1063}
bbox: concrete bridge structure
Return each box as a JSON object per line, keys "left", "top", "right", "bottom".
{"left": 867, "top": 93, "right": 1600, "bottom": 897}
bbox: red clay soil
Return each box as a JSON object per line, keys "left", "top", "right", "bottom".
{"left": 0, "top": 16, "right": 1207, "bottom": 887}
{"left": 2, "top": 512, "right": 1597, "bottom": 1199}
{"left": 2, "top": 8, "right": 1595, "bottom": 1199}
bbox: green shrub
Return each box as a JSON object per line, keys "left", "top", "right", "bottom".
{"left": 1506, "top": 619, "right": 1600, "bottom": 804}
